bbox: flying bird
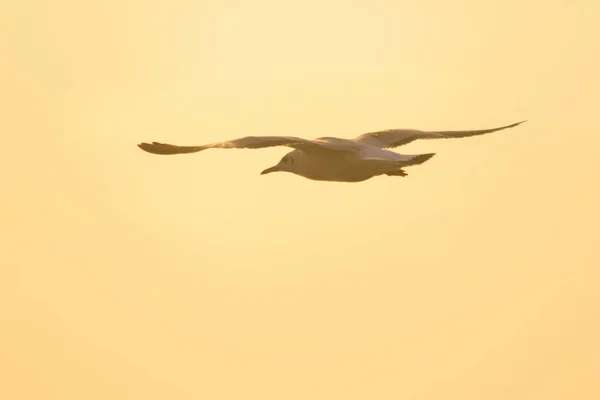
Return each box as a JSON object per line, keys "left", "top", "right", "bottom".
{"left": 138, "top": 120, "right": 526, "bottom": 182}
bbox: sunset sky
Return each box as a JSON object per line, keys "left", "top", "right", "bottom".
{"left": 2, "top": 0, "right": 599, "bottom": 399}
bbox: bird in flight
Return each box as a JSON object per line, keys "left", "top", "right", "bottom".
{"left": 138, "top": 120, "right": 526, "bottom": 182}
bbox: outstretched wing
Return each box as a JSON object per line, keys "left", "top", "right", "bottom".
{"left": 138, "top": 136, "right": 351, "bottom": 155}
{"left": 354, "top": 120, "right": 526, "bottom": 149}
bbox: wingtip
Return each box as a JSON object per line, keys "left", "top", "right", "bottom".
{"left": 137, "top": 141, "right": 205, "bottom": 155}
{"left": 138, "top": 142, "right": 164, "bottom": 154}
{"left": 500, "top": 120, "right": 527, "bottom": 130}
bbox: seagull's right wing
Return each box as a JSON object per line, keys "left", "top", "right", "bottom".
{"left": 354, "top": 121, "right": 526, "bottom": 149}
{"left": 138, "top": 136, "right": 350, "bottom": 155}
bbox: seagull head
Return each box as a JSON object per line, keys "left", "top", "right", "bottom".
{"left": 261, "top": 151, "right": 301, "bottom": 175}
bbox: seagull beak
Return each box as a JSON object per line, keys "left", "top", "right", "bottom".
{"left": 261, "top": 166, "right": 280, "bottom": 175}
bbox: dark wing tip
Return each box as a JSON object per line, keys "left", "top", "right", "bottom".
{"left": 138, "top": 142, "right": 204, "bottom": 155}
{"left": 138, "top": 142, "right": 178, "bottom": 155}
{"left": 138, "top": 142, "right": 162, "bottom": 154}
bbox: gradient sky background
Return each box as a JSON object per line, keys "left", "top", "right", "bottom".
{"left": 2, "top": 0, "right": 599, "bottom": 399}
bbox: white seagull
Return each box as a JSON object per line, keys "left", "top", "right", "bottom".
{"left": 138, "top": 120, "right": 526, "bottom": 182}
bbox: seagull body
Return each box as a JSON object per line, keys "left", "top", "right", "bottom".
{"left": 138, "top": 121, "right": 526, "bottom": 182}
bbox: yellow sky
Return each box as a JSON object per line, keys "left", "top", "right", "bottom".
{"left": 1, "top": 0, "right": 599, "bottom": 399}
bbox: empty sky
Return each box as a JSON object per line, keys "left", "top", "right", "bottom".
{"left": 1, "top": 0, "right": 599, "bottom": 399}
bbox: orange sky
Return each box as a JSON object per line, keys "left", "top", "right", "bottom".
{"left": 2, "top": 0, "right": 599, "bottom": 399}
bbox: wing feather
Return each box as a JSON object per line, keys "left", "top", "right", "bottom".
{"left": 355, "top": 120, "right": 526, "bottom": 149}
{"left": 138, "top": 136, "right": 350, "bottom": 155}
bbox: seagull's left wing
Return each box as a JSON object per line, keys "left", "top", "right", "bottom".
{"left": 138, "top": 135, "right": 352, "bottom": 155}
{"left": 354, "top": 120, "right": 526, "bottom": 149}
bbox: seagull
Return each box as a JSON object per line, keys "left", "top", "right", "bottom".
{"left": 138, "top": 120, "right": 526, "bottom": 182}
